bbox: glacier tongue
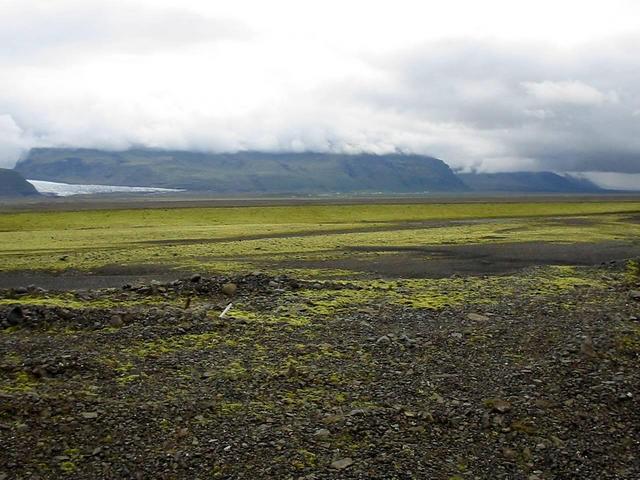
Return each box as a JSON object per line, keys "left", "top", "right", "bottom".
{"left": 27, "top": 180, "right": 182, "bottom": 197}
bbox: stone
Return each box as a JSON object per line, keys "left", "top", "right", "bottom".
{"left": 489, "top": 399, "right": 512, "bottom": 413}
{"left": 109, "top": 315, "right": 124, "bottom": 327}
{"left": 322, "top": 414, "right": 343, "bottom": 425}
{"left": 7, "top": 306, "right": 25, "bottom": 326}
{"left": 347, "top": 409, "right": 366, "bottom": 417}
{"left": 330, "top": 458, "right": 353, "bottom": 470}
{"left": 313, "top": 428, "right": 330, "bottom": 439}
{"left": 468, "top": 313, "right": 490, "bottom": 321}
{"left": 190, "top": 274, "right": 202, "bottom": 283}
{"left": 580, "top": 337, "right": 598, "bottom": 358}
{"left": 375, "top": 335, "right": 391, "bottom": 346}
{"left": 629, "top": 290, "right": 640, "bottom": 300}
{"left": 398, "top": 334, "right": 414, "bottom": 344}
{"left": 221, "top": 283, "right": 238, "bottom": 296}
{"left": 481, "top": 412, "right": 491, "bottom": 429}
{"left": 81, "top": 412, "right": 99, "bottom": 419}
{"left": 13, "top": 287, "right": 28, "bottom": 295}
{"left": 502, "top": 448, "right": 517, "bottom": 459}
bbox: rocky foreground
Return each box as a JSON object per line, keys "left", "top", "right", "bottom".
{"left": 1, "top": 267, "right": 639, "bottom": 479}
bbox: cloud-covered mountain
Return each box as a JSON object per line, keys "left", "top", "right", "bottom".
{"left": 17, "top": 148, "right": 624, "bottom": 195}
{"left": 457, "top": 171, "right": 602, "bottom": 193}
{"left": 15, "top": 149, "right": 468, "bottom": 194}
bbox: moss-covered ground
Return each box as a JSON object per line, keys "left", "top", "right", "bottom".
{"left": 1, "top": 201, "right": 639, "bottom": 275}
{"left": 1, "top": 200, "right": 639, "bottom": 478}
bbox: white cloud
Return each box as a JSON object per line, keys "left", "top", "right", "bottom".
{"left": 574, "top": 172, "right": 640, "bottom": 190}
{"left": 0, "top": 115, "right": 31, "bottom": 167}
{"left": 522, "top": 80, "right": 618, "bottom": 106}
{"left": 0, "top": 0, "right": 251, "bottom": 65}
{"left": 0, "top": 0, "right": 640, "bottom": 173}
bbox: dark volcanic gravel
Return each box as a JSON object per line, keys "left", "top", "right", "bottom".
{"left": 1, "top": 269, "right": 639, "bottom": 479}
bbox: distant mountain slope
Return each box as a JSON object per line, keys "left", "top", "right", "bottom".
{"left": 15, "top": 149, "right": 468, "bottom": 193}
{"left": 458, "top": 171, "right": 603, "bottom": 193}
{"left": 0, "top": 168, "right": 40, "bottom": 197}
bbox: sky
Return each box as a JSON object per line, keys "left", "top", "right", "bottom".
{"left": 1, "top": 0, "right": 640, "bottom": 182}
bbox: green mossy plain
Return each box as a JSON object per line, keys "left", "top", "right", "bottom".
{"left": 1, "top": 202, "right": 639, "bottom": 275}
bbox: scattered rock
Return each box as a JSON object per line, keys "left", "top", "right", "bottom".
{"left": 330, "top": 458, "right": 353, "bottom": 470}
{"left": 467, "top": 313, "right": 490, "bottom": 321}
{"left": 221, "top": 283, "right": 238, "bottom": 296}
{"left": 347, "top": 409, "right": 366, "bottom": 417}
{"left": 109, "top": 315, "right": 124, "bottom": 327}
{"left": 502, "top": 448, "right": 518, "bottom": 459}
{"left": 1, "top": 268, "right": 639, "bottom": 478}
{"left": 580, "top": 337, "right": 598, "bottom": 358}
{"left": 398, "top": 333, "right": 416, "bottom": 345}
{"left": 487, "top": 399, "right": 512, "bottom": 413}
{"left": 322, "top": 414, "right": 343, "bottom": 425}
{"left": 313, "top": 428, "right": 330, "bottom": 439}
{"left": 7, "top": 306, "right": 25, "bottom": 326}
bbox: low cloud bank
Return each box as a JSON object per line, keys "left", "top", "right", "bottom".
{"left": 1, "top": 1, "right": 639, "bottom": 176}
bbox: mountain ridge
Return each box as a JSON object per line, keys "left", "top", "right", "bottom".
{"left": 15, "top": 148, "right": 468, "bottom": 194}
{"left": 0, "top": 168, "right": 40, "bottom": 197}
{"left": 15, "top": 148, "right": 607, "bottom": 195}
{"left": 458, "top": 171, "right": 602, "bottom": 193}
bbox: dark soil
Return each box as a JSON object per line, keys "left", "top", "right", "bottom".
{"left": 284, "top": 241, "right": 640, "bottom": 278}
{"left": 0, "top": 266, "right": 184, "bottom": 291}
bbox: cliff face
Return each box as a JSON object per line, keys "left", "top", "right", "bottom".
{"left": 0, "top": 168, "right": 40, "bottom": 197}
{"left": 15, "top": 149, "right": 469, "bottom": 193}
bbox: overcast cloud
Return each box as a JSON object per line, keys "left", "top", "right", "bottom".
{"left": 1, "top": 0, "right": 639, "bottom": 181}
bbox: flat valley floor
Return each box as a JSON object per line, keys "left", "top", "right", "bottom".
{"left": 1, "top": 198, "right": 639, "bottom": 479}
